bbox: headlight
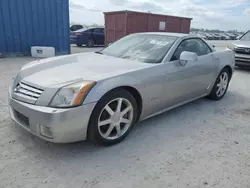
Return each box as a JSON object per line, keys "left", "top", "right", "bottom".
{"left": 227, "top": 43, "right": 236, "bottom": 51}
{"left": 49, "top": 81, "right": 96, "bottom": 107}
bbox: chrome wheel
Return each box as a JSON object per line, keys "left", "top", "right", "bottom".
{"left": 216, "top": 72, "right": 229, "bottom": 97}
{"left": 98, "top": 98, "right": 134, "bottom": 140}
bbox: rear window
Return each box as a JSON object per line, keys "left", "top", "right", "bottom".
{"left": 94, "top": 28, "right": 104, "bottom": 33}
{"left": 74, "top": 28, "right": 89, "bottom": 32}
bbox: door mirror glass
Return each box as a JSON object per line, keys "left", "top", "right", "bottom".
{"left": 179, "top": 51, "right": 198, "bottom": 66}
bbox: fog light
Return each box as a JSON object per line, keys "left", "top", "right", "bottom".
{"left": 39, "top": 125, "right": 53, "bottom": 139}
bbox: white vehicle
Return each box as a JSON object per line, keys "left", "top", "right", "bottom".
{"left": 9, "top": 32, "right": 235, "bottom": 145}
{"left": 227, "top": 30, "right": 250, "bottom": 67}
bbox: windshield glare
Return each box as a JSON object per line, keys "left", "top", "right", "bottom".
{"left": 102, "top": 34, "right": 178, "bottom": 63}
{"left": 240, "top": 31, "right": 250, "bottom": 41}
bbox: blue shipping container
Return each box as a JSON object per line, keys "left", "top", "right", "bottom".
{"left": 0, "top": 0, "right": 70, "bottom": 56}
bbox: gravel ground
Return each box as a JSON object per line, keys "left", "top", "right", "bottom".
{"left": 1, "top": 44, "right": 250, "bottom": 188}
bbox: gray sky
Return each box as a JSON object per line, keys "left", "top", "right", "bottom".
{"left": 70, "top": 0, "right": 250, "bottom": 31}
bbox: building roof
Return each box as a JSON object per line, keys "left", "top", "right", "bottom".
{"left": 103, "top": 10, "right": 193, "bottom": 20}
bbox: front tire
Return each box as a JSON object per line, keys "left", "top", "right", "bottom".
{"left": 208, "top": 68, "right": 230, "bottom": 101}
{"left": 88, "top": 89, "right": 138, "bottom": 146}
{"left": 87, "top": 38, "right": 94, "bottom": 47}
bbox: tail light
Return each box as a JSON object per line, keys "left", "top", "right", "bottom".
{"left": 71, "top": 32, "right": 82, "bottom": 36}
{"left": 75, "top": 32, "right": 82, "bottom": 36}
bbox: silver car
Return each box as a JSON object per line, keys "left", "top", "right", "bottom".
{"left": 9, "top": 33, "right": 235, "bottom": 146}
{"left": 227, "top": 30, "right": 250, "bottom": 67}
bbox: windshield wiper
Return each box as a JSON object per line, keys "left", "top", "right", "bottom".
{"left": 95, "top": 51, "right": 103, "bottom": 55}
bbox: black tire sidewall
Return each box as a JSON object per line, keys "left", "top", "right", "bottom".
{"left": 88, "top": 89, "right": 138, "bottom": 146}
{"left": 208, "top": 68, "right": 230, "bottom": 100}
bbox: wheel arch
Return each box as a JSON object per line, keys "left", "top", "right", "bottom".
{"left": 120, "top": 86, "right": 143, "bottom": 120}
{"left": 88, "top": 85, "right": 143, "bottom": 120}
{"left": 88, "top": 36, "right": 95, "bottom": 44}
{"left": 223, "top": 65, "right": 233, "bottom": 80}
{"left": 100, "top": 86, "right": 143, "bottom": 120}
{"left": 86, "top": 85, "right": 143, "bottom": 140}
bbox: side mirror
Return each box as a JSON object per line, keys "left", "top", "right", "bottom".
{"left": 179, "top": 51, "right": 198, "bottom": 66}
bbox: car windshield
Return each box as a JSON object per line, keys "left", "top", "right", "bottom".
{"left": 240, "top": 31, "right": 250, "bottom": 41}
{"left": 101, "top": 34, "right": 178, "bottom": 63}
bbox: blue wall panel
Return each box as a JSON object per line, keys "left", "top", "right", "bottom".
{"left": 0, "top": 0, "right": 70, "bottom": 56}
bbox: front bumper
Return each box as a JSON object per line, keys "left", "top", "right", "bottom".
{"left": 235, "top": 53, "right": 250, "bottom": 66}
{"left": 8, "top": 89, "right": 96, "bottom": 143}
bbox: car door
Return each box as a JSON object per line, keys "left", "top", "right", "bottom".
{"left": 161, "top": 38, "right": 217, "bottom": 108}
{"left": 81, "top": 29, "right": 93, "bottom": 44}
{"left": 93, "top": 28, "right": 105, "bottom": 45}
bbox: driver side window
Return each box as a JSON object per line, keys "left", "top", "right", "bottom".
{"left": 171, "top": 38, "right": 212, "bottom": 61}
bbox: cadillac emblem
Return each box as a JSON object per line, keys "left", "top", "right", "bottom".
{"left": 245, "top": 48, "right": 250, "bottom": 53}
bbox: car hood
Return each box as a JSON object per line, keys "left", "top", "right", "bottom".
{"left": 18, "top": 52, "right": 155, "bottom": 88}
{"left": 232, "top": 40, "right": 250, "bottom": 48}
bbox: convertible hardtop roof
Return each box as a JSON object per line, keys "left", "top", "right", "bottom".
{"left": 137, "top": 32, "right": 189, "bottom": 38}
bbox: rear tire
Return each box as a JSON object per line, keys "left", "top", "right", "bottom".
{"left": 207, "top": 68, "right": 230, "bottom": 101}
{"left": 88, "top": 89, "right": 138, "bottom": 146}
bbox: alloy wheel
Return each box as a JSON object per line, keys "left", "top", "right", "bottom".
{"left": 98, "top": 98, "right": 134, "bottom": 140}
{"left": 216, "top": 72, "right": 229, "bottom": 97}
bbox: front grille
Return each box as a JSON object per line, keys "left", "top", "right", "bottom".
{"left": 235, "top": 47, "right": 250, "bottom": 55}
{"left": 14, "top": 82, "right": 43, "bottom": 100}
{"left": 235, "top": 57, "right": 250, "bottom": 63}
{"left": 13, "top": 110, "right": 30, "bottom": 128}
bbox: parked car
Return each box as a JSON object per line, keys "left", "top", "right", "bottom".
{"left": 225, "top": 33, "right": 237, "bottom": 40}
{"left": 234, "top": 33, "right": 242, "bottom": 40}
{"left": 9, "top": 32, "right": 235, "bottom": 146}
{"left": 70, "top": 27, "right": 105, "bottom": 47}
{"left": 204, "top": 33, "right": 214, "bottom": 40}
{"left": 70, "top": 24, "right": 83, "bottom": 32}
{"left": 194, "top": 33, "right": 208, "bottom": 40}
{"left": 227, "top": 30, "right": 250, "bottom": 68}
{"left": 207, "top": 33, "right": 217, "bottom": 40}
{"left": 220, "top": 33, "right": 230, "bottom": 40}
{"left": 212, "top": 33, "right": 222, "bottom": 40}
